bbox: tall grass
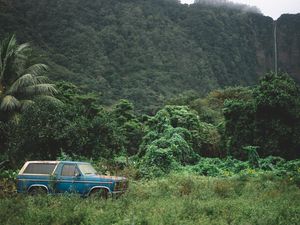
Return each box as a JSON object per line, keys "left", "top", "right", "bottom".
{"left": 0, "top": 173, "right": 299, "bottom": 225}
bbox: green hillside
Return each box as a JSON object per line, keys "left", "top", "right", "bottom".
{"left": 1, "top": 0, "right": 299, "bottom": 112}
{"left": 2, "top": 0, "right": 294, "bottom": 112}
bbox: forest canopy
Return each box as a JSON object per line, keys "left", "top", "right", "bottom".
{"left": 1, "top": 37, "right": 299, "bottom": 170}
{"left": 2, "top": 0, "right": 299, "bottom": 112}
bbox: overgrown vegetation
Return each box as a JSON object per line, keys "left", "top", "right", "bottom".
{"left": 0, "top": 174, "right": 299, "bottom": 225}
{"left": 1, "top": 62, "right": 299, "bottom": 170}
{"left": 0, "top": 1, "right": 300, "bottom": 223}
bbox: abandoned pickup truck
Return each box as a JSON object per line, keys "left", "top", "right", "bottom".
{"left": 17, "top": 161, "right": 128, "bottom": 197}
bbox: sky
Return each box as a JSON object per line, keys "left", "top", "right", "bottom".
{"left": 180, "top": 0, "right": 300, "bottom": 19}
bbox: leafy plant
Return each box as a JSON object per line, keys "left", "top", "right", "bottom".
{"left": 0, "top": 35, "right": 59, "bottom": 121}
{"left": 243, "top": 146, "right": 260, "bottom": 167}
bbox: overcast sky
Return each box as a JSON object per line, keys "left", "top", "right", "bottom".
{"left": 180, "top": 0, "right": 300, "bottom": 19}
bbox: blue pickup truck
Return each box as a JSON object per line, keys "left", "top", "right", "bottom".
{"left": 17, "top": 161, "right": 128, "bottom": 197}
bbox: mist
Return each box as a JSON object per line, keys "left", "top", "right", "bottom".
{"left": 193, "top": 0, "right": 261, "bottom": 14}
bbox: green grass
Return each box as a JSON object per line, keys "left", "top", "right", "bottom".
{"left": 0, "top": 173, "right": 299, "bottom": 225}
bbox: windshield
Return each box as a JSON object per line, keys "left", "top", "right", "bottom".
{"left": 78, "top": 164, "right": 97, "bottom": 175}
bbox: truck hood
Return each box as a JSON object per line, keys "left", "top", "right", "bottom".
{"left": 86, "top": 174, "right": 126, "bottom": 181}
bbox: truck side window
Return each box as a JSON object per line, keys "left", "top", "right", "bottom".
{"left": 23, "top": 163, "right": 56, "bottom": 174}
{"left": 61, "top": 164, "right": 76, "bottom": 176}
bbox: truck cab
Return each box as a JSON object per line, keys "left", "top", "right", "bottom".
{"left": 17, "top": 161, "right": 128, "bottom": 197}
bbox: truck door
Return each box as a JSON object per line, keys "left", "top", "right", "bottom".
{"left": 56, "top": 164, "right": 78, "bottom": 193}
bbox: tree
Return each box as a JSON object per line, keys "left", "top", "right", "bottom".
{"left": 7, "top": 100, "right": 69, "bottom": 164}
{"left": 253, "top": 73, "right": 300, "bottom": 159}
{"left": 224, "top": 73, "right": 300, "bottom": 159}
{"left": 223, "top": 99, "right": 255, "bottom": 159}
{"left": 0, "top": 35, "right": 58, "bottom": 121}
{"left": 112, "top": 99, "right": 143, "bottom": 155}
{"left": 140, "top": 105, "right": 221, "bottom": 159}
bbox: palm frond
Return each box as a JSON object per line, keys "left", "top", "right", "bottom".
{"left": 1, "top": 34, "right": 16, "bottom": 56}
{"left": 7, "top": 73, "right": 50, "bottom": 95}
{"left": 0, "top": 35, "right": 58, "bottom": 118}
{"left": 16, "top": 43, "right": 30, "bottom": 54}
{"left": 0, "top": 35, "right": 16, "bottom": 63}
{"left": 15, "top": 43, "right": 30, "bottom": 63}
{"left": 35, "top": 95, "right": 63, "bottom": 105}
{"left": 24, "top": 83, "right": 58, "bottom": 96}
{"left": 0, "top": 95, "right": 20, "bottom": 111}
{"left": 0, "top": 35, "right": 17, "bottom": 80}
{"left": 19, "top": 99, "right": 35, "bottom": 111}
{"left": 35, "top": 76, "right": 49, "bottom": 83}
{"left": 10, "top": 113, "right": 21, "bottom": 124}
{"left": 7, "top": 74, "right": 36, "bottom": 94}
{"left": 24, "top": 63, "right": 48, "bottom": 76}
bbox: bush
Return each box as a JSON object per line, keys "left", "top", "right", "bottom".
{"left": 185, "top": 157, "right": 300, "bottom": 180}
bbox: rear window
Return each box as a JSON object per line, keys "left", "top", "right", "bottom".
{"left": 23, "top": 163, "right": 57, "bottom": 175}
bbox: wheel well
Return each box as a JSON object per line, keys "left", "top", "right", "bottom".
{"left": 28, "top": 185, "right": 48, "bottom": 193}
{"left": 89, "top": 187, "right": 110, "bottom": 196}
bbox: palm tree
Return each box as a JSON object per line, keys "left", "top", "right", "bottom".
{"left": 0, "top": 34, "right": 58, "bottom": 120}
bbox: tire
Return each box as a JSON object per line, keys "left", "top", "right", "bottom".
{"left": 28, "top": 186, "right": 47, "bottom": 196}
{"left": 89, "top": 188, "right": 108, "bottom": 199}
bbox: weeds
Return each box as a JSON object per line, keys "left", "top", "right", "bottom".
{"left": 0, "top": 157, "right": 299, "bottom": 224}
{"left": 1, "top": 173, "right": 298, "bottom": 225}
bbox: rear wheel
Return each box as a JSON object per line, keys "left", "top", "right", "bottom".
{"left": 89, "top": 188, "right": 108, "bottom": 199}
{"left": 28, "top": 186, "right": 47, "bottom": 196}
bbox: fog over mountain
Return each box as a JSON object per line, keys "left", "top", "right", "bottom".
{"left": 182, "top": 0, "right": 300, "bottom": 19}
{"left": 194, "top": 0, "right": 261, "bottom": 13}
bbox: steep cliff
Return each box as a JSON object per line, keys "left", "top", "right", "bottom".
{"left": 277, "top": 14, "right": 300, "bottom": 82}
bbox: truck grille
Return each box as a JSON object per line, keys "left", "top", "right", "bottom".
{"left": 114, "top": 179, "right": 128, "bottom": 191}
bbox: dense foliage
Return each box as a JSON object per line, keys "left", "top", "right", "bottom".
{"left": 1, "top": 40, "right": 299, "bottom": 170}
{"left": 224, "top": 73, "right": 300, "bottom": 159}
{"left": 4, "top": 0, "right": 299, "bottom": 112}
{"left": 1, "top": 68, "right": 299, "bottom": 173}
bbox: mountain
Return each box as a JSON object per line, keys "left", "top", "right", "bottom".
{"left": 277, "top": 14, "right": 300, "bottom": 79}
{"left": 0, "top": 0, "right": 299, "bottom": 112}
